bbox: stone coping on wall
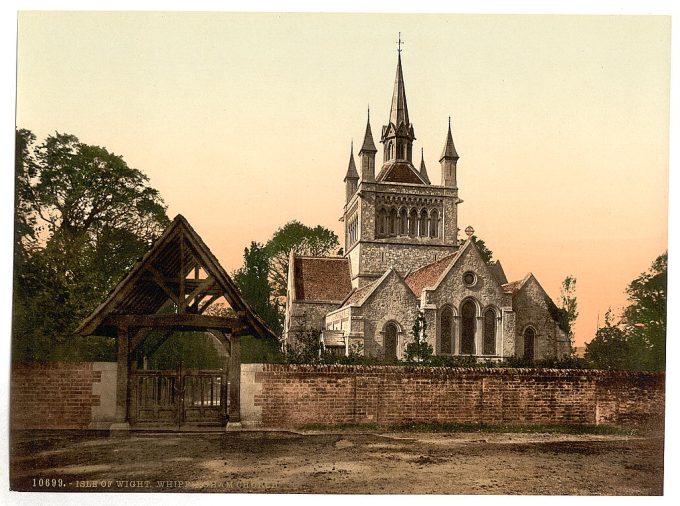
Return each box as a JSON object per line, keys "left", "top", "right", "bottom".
{"left": 259, "top": 363, "right": 665, "bottom": 379}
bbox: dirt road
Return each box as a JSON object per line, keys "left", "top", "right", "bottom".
{"left": 10, "top": 430, "right": 664, "bottom": 495}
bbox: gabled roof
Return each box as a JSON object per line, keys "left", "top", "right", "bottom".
{"left": 76, "top": 215, "right": 276, "bottom": 340}
{"left": 340, "top": 268, "right": 415, "bottom": 308}
{"left": 404, "top": 252, "right": 459, "bottom": 296}
{"left": 502, "top": 273, "right": 532, "bottom": 294}
{"left": 488, "top": 260, "right": 508, "bottom": 285}
{"left": 376, "top": 161, "right": 428, "bottom": 184}
{"left": 293, "top": 256, "right": 352, "bottom": 303}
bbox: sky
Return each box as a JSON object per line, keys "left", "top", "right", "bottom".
{"left": 14, "top": 11, "right": 670, "bottom": 347}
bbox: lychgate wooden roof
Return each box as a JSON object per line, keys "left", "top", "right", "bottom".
{"left": 76, "top": 214, "right": 276, "bottom": 340}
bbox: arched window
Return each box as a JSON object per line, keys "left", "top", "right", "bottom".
{"left": 387, "top": 141, "right": 393, "bottom": 161}
{"left": 419, "top": 209, "right": 428, "bottom": 237}
{"left": 399, "top": 208, "right": 408, "bottom": 235}
{"left": 377, "top": 208, "right": 388, "bottom": 237}
{"left": 384, "top": 322, "right": 398, "bottom": 360}
{"left": 430, "top": 209, "right": 439, "bottom": 238}
{"left": 483, "top": 308, "right": 496, "bottom": 355}
{"left": 440, "top": 306, "right": 453, "bottom": 354}
{"left": 389, "top": 208, "right": 397, "bottom": 236}
{"left": 409, "top": 209, "right": 418, "bottom": 236}
{"left": 461, "top": 299, "right": 476, "bottom": 354}
{"left": 523, "top": 327, "right": 535, "bottom": 360}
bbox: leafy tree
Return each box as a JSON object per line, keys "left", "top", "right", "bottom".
{"left": 460, "top": 234, "right": 493, "bottom": 265}
{"left": 12, "top": 130, "right": 170, "bottom": 361}
{"left": 404, "top": 311, "right": 433, "bottom": 363}
{"left": 622, "top": 252, "right": 667, "bottom": 371}
{"left": 265, "top": 221, "right": 339, "bottom": 298}
{"left": 584, "top": 309, "right": 632, "bottom": 370}
{"left": 285, "top": 323, "right": 323, "bottom": 364}
{"left": 558, "top": 275, "right": 579, "bottom": 351}
{"left": 233, "top": 241, "right": 283, "bottom": 335}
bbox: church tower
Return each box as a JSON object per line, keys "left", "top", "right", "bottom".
{"left": 342, "top": 40, "right": 461, "bottom": 288}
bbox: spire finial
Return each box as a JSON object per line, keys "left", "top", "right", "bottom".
{"left": 448, "top": 116, "right": 451, "bottom": 129}
{"left": 397, "top": 32, "right": 404, "bottom": 54}
{"left": 367, "top": 105, "right": 370, "bottom": 122}
{"left": 351, "top": 138, "right": 354, "bottom": 154}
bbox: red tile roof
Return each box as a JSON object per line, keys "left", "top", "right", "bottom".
{"left": 341, "top": 279, "right": 379, "bottom": 307}
{"left": 376, "top": 162, "right": 426, "bottom": 184}
{"left": 502, "top": 280, "right": 523, "bottom": 294}
{"left": 293, "top": 256, "right": 352, "bottom": 302}
{"left": 404, "top": 252, "right": 459, "bottom": 296}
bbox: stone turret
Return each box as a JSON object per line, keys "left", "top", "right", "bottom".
{"left": 440, "top": 117, "right": 459, "bottom": 188}
{"left": 344, "top": 141, "right": 359, "bottom": 202}
{"left": 359, "top": 109, "right": 377, "bottom": 183}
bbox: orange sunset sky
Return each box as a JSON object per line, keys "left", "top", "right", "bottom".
{"left": 15, "top": 12, "right": 670, "bottom": 347}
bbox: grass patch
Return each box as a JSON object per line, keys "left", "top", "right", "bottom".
{"left": 298, "top": 422, "right": 637, "bottom": 436}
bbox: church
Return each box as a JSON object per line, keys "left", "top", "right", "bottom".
{"left": 283, "top": 45, "right": 571, "bottom": 362}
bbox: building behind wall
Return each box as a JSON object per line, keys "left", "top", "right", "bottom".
{"left": 284, "top": 45, "right": 572, "bottom": 361}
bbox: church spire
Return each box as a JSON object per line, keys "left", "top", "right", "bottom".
{"left": 344, "top": 140, "right": 359, "bottom": 181}
{"left": 440, "top": 116, "right": 459, "bottom": 161}
{"left": 344, "top": 140, "right": 359, "bottom": 202}
{"left": 360, "top": 107, "right": 377, "bottom": 154}
{"left": 389, "top": 50, "right": 410, "bottom": 128}
{"left": 419, "top": 147, "right": 431, "bottom": 184}
{"left": 359, "top": 108, "right": 377, "bottom": 182}
{"left": 440, "top": 117, "right": 459, "bottom": 188}
{"left": 380, "top": 34, "right": 416, "bottom": 166}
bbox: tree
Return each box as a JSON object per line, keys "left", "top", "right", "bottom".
{"left": 622, "top": 252, "right": 667, "bottom": 371}
{"left": 460, "top": 234, "right": 493, "bottom": 265}
{"left": 558, "top": 275, "right": 579, "bottom": 351}
{"left": 232, "top": 241, "right": 283, "bottom": 335}
{"left": 404, "top": 311, "right": 433, "bottom": 363}
{"left": 584, "top": 309, "right": 631, "bottom": 370}
{"left": 265, "top": 220, "right": 339, "bottom": 297}
{"left": 12, "top": 130, "right": 170, "bottom": 361}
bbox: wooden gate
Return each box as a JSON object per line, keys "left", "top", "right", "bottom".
{"left": 129, "top": 364, "right": 228, "bottom": 428}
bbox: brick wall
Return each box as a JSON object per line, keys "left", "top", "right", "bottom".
{"left": 11, "top": 362, "right": 105, "bottom": 429}
{"left": 247, "top": 364, "right": 665, "bottom": 428}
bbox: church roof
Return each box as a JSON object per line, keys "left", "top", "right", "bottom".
{"left": 389, "top": 52, "right": 410, "bottom": 128}
{"left": 405, "top": 252, "right": 459, "bottom": 297}
{"left": 341, "top": 279, "right": 379, "bottom": 307}
{"left": 376, "top": 161, "right": 427, "bottom": 184}
{"left": 293, "top": 256, "right": 352, "bottom": 303}
{"left": 488, "top": 260, "right": 508, "bottom": 285}
{"left": 440, "top": 117, "right": 459, "bottom": 161}
{"left": 502, "top": 273, "right": 532, "bottom": 294}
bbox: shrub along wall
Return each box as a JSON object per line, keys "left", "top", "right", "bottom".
{"left": 243, "top": 364, "right": 665, "bottom": 428}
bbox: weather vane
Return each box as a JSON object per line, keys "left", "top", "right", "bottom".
{"left": 397, "top": 32, "right": 404, "bottom": 54}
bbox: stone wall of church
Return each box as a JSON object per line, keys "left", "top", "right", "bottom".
{"left": 286, "top": 301, "right": 340, "bottom": 343}
{"left": 356, "top": 242, "right": 455, "bottom": 285}
{"left": 512, "top": 277, "right": 568, "bottom": 360}
{"left": 424, "top": 245, "right": 514, "bottom": 357}
{"left": 356, "top": 273, "right": 419, "bottom": 358}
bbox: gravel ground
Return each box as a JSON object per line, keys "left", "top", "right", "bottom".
{"left": 10, "top": 429, "right": 664, "bottom": 495}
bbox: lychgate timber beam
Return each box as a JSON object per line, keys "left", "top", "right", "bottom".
{"left": 103, "top": 313, "right": 246, "bottom": 331}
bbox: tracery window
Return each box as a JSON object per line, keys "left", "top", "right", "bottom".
{"left": 461, "top": 299, "right": 476, "bottom": 355}
{"left": 430, "top": 209, "right": 439, "bottom": 238}
{"left": 399, "top": 208, "right": 408, "bottom": 236}
{"left": 419, "top": 209, "right": 428, "bottom": 237}
{"left": 483, "top": 308, "right": 496, "bottom": 355}
{"left": 409, "top": 209, "right": 418, "bottom": 236}
{"left": 389, "top": 208, "right": 397, "bottom": 236}
{"left": 440, "top": 306, "right": 454, "bottom": 354}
